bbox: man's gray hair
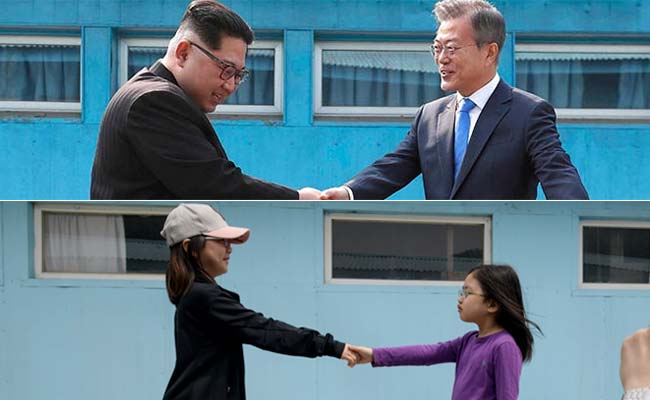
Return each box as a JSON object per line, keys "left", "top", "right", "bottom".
{"left": 433, "top": 0, "right": 505, "bottom": 55}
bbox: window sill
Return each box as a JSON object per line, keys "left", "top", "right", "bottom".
{"left": 0, "top": 112, "right": 81, "bottom": 123}
{"left": 21, "top": 275, "right": 165, "bottom": 289}
{"left": 572, "top": 285, "right": 650, "bottom": 297}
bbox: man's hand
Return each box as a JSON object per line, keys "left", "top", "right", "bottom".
{"left": 320, "top": 186, "right": 350, "bottom": 200}
{"left": 298, "top": 187, "right": 322, "bottom": 200}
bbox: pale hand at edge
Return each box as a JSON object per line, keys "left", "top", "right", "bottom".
{"left": 620, "top": 327, "right": 650, "bottom": 390}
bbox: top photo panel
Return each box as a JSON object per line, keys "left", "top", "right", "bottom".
{"left": 0, "top": 0, "right": 648, "bottom": 200}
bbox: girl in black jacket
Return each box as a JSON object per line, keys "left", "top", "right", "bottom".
{"left": 160, "top": 203, "right": 355, "bottom": 400}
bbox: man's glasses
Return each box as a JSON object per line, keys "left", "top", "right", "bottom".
{"left": 187, "top": 40, "right": 249, "bottom": 85}
{"left": 430, "top": 42, "right": 479, "bottom": 58}
{"left": 202, "top": 235, "right": 231, "bottom": 247}
{"left": 458, "top": 287, "right": 486, "bottom": 300}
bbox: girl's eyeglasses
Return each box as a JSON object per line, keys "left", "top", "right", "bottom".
{"left": 458, "top": 287, "right": 486, "bottom": 299}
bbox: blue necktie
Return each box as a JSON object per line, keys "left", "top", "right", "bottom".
{"left": 454, "top": 98, "right": 476, "bottom": 180}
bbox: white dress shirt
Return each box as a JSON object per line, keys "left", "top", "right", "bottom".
{"left": 455, "top": 73, "right": 501, "bottom": 142}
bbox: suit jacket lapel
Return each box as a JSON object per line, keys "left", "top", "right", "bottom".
{"left": 451, "top": 80, "right": 513, "bottom": 198}
{"left": 435, "top": 96, "right": 457, "bottom": 198}
{"left": 149, "top": 60, "right": 228, "bottom": 157}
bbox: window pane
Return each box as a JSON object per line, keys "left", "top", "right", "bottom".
{"left": 123, "top": 215, "right": 169, "bottom": 273}
{"left": 516, "top": 52, "right": 650, "bottom": 109}
{"left": 331, "top": 219, "right": 484, "bottom": 281}
{"left": 322, "top": 50, "right": 446, "bottom": 107}
{"left": 43, "top": 212, "right": 168, "bottom": 274}
{"left": 225, "top": 49, "right": 274, "bottom": 106}
{"left": 127, "top": 47, "right": 274, "bottom": 105}
{"left": 127, "top": 46, "right": 165, "bottom": 79}
{"left": 0, "top": 44, "right": 80, "bottom": 102}
{"left": 583, "top": 226, "right": 650, "bottom": 284}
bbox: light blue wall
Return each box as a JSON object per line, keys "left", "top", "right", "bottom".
{"left": 1, "top": 201, "right": 649, "bottom": 399}
{"left": 0, "top": 0, "right": 649, "bottom": 199}
{"left": 0, "top": 203, "right": 5, "bottom": 399}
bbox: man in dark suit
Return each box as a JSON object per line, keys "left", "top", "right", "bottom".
{"left": 321, "top": 0, "right": 589, "bottom": 200}
{"left": 91, "top": 1, "right": 320, "bottom": 200}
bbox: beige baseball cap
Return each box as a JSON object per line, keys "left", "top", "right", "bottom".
{"left": 160, "top": 203, "right": 250, "bottom": 246}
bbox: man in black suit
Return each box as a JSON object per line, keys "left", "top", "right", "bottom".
{"left": 321, "top": 0, "right": 589, "bottom": 200}
{"left": 91, "top": 0, "right": 319, "bottom": 200}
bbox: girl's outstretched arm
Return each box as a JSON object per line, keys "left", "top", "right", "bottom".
{"left": 367, "top": 334, "right": 468, "bottom": 367}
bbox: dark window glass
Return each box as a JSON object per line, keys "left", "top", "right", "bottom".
{"left": 127, "top": 46, "right": 165, "bottom": 79}
{"left": 322, "top": 50, "right": 447, "bottom": 107}
{"left": 583, "top": 226, "right": 650, "bottom": 284}
{"left": 123, "top": 215, "right": 168, "bottom": 273}
{"left": 0, "top": 44, "right": 80, "bottom": 102}
{"left": 331, "top": 219, "right": 485, "bottom": 281}
{"left": 516, "top": 52, "right": 650, "bottom": 109}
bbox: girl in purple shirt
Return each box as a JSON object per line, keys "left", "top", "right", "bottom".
{"left": 349, "top": 264, "right": 542, "bottom": 400}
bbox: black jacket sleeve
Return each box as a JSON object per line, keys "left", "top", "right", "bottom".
{"left": 205, "top": 288, "right": 345, "bottom": 359}
{"left": 126, "top": 90, "right": 298, "bottom": 199}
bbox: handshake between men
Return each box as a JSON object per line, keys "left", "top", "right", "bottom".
{"left": 297, "top": 186, "right": 351, "bottom": 200}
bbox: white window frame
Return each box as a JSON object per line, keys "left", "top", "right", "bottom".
{"left": 314, "top": 41, "right": 437, "bottom": 118}
{"left": 516, "top": 43, "right": 650, "bottom": 121}
{"left": 34, "top": 203, "right": 174, "bottom": 280}
{"left": 119, "top": 38, "right": 283, "bottom": 116}
{"left": 579, "top": 219, "right": 650, "bottom": 290}
{"left": 0, "top": 35, "right": 82, "bottom": 113}
{"left": 324, "top": 213, "right": 492, "bottom": 286}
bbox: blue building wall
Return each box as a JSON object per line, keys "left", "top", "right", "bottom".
{"left": 1, "top": 200, "right": 649, "bottom": 399}
{"left": 0, "top": 0, "right": 649, "bottom": 199}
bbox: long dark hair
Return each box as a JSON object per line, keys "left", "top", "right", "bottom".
{"left": 468, "top": 264, "right": 542, "bottom": 362}
{"left": 165, "top": 235, "right": 212, "bottom": 305}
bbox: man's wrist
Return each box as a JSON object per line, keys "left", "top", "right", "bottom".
{"left": 343, "top": 186, "right": 354, "bottom": 200}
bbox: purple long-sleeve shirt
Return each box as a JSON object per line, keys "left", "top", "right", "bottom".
{"left": 372, "top": 330, "right": 523, "bottom": 400}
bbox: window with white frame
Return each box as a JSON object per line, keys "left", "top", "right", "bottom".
{"left": 0, "top": 35, "right": 81, "bottom": 114}
{"left": 314, "top": 41, "right": 449, "bottom": 118}
{"left": 325, "top": 213, "right": 491, "bottom": 285}
{"left": 580, "top": 220, "right": 650, "bottom": 288}
{"left": 119, "top": 37, "right": 283, "bottom": 115}
{"left": 516, "top": 43, "right": 650, "bottom": 121}
{"left": 34, "top": 204, "right": 173, "bottom": 279}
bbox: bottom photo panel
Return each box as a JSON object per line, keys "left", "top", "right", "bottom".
{"left": 1, "top": 201, "right": 649, "bottom": 400}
